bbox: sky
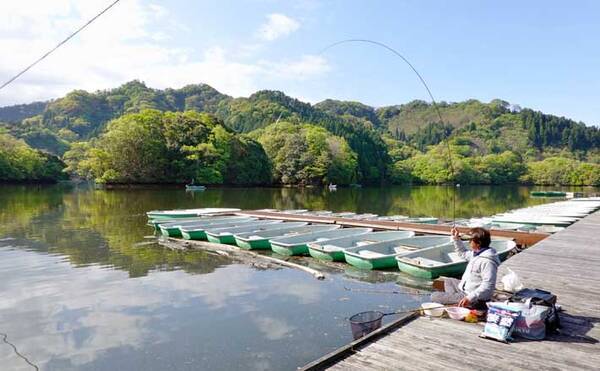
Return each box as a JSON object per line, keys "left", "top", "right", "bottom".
{"left": 0, "top": 0, "right": 599, "bottom": 125}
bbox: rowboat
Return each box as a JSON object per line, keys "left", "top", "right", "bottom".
{"left": 452, "top": 218, "right": 528, "bottom": 231}
{"left": 404, "top": 217, "right": 438, "bottom": 224}
{"left": 185, "top": 185, "right": 206, "bottom": 191}
{"left": 491, "top": 215, "right": 577, "bottom": 226}
{"left": 530, "top": 191, "right": 566, "bottom": 197}
{"left": 180, "top": 219, "right": 260, "bottom": 240}
{"left": 234, "top": 224, "right": 340, "bottom": 250}
{"left": 156, "top": 216, "right": 254, "bottom": 236}
{"left": 331, "top": 212, "right": 357, "bottom": 218}
{"left": 376, "top": 216, "right": 438, "bottom": 224}
{"left": 350, "top": 213, "right": 378, "bottom": 220}
{"left": 149, "top": 216, "right": 208, "bottom": 230}
{"left": 147, "top": 208, "right": 240, "bottom": 220}
{"left": 204, "top": 220, "right": 284, "bottom": 244}
{"left": 344, "top": 236, "right": 452, "bottom": 270}
{"left": 534, "top": 225, "right": 565, "bottom": 233}
{"left": 396, "top": 239, "right": 517, "bottom": 279}
{"left": 307, "top": 231, "right": 416, "bottom": 262}
{"left": 282, "top": 209, "right": 308, "bottom": 214}
{"left": 270, "top": 228, "right": 372, "bottom": 256}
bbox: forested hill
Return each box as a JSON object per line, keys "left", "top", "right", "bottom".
{"left": 0, "top": 101, "right": 47, "bottom": 123}
{"left": 1, "top": 80, "right": 599, "bottom": 185}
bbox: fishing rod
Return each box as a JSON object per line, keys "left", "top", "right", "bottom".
{"left": 0, "top": 0, "right": 122, "bottom": 92}
{"left": 319, "top": 39, "right": 459, "bottom": 224}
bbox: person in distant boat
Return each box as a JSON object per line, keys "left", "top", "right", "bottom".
{"left": 431, "top": 227, "right": 500, "bottom": 309}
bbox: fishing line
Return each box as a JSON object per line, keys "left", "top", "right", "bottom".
{"left": 0, "top": 0, "right": 122, "bottom": 92}
{"left": 319, "top": 39, "right": 458, "bottom": 223}
{"left": 0, "top": 332, "right": 39, "bottom": 370}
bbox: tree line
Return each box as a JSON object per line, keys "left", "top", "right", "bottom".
{"left": 1, "top": 81, "right": 599, "bottom": 185}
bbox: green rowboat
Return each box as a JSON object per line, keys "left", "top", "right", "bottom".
{"left": 270, "top": 228, "right": 371, "bottom": 256}
{"left": 233, "top": 223, "right": 340, "bottom": 250}
{"left": 204, "top": 220, "right": 284, "bottom": 244}
{"left": 147, "top": 208, "right": 240, "bottom": 220}
{"left": 530, "top": 191, "right": 566, "bottom": 197}
{"left": 157, "top": 216, "right": 254, "bottom": 237}
{"left": 180, "top": 219, "right": 260, "bottom": 240}
{"left": 395, "top": 240, "right": 517, "bottom": 279}
{"left": 344, "top": 236, "right": 452, "bottom": 270}
{"left": 308, "top": 231, "right": 415, "bottom": 262}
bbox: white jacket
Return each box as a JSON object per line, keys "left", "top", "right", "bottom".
{"left": 454, "top": 239, "right": 500, "bottom": 302}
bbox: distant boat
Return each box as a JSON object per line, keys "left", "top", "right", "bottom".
{"left": 328, "top": 183, "right": 337, "bottom": 191}
{"left": 185, "top": 184, "right": 206, "bottom": 191}
{"left": 530, "top": 191, "right": 566, "bottom": 198}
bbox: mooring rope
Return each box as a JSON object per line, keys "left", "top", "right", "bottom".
{"left": 0, "top": 332, "right": 39, "bottom": 370}
{"left": 320, "top": 39, "right": 458, "bottom": 223}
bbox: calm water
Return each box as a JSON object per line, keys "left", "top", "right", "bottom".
{"left": 0, "top": 184, "right": 595, "bottom": 370}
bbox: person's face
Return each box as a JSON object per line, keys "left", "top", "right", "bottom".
{"left": 469, "top": 239, "right": 481, "bottom": 250}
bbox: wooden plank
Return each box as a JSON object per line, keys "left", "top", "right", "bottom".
{"left": 299, "top": 312, "right": 418, "bottom": 371}
{"left": 317, "top": 210, "right": 600, "bottom": 370}
{"left": 237, "top": 211, "right": 550, "bottom": 246}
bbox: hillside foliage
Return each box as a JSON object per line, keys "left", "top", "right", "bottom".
{"left": 1, "top": 81, "right": 599, "bottom": 185}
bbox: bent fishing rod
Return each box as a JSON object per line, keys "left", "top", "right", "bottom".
{"left": 319, "top": 39, "right": 459, "bottom": 224}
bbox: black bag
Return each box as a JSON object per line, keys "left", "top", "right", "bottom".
{"left": 510, "top": 288, "right": 561, "bottom": 333}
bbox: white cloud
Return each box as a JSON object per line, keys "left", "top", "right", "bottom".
{"left": 0, "top": 2, "right": 325, "bottom": 106}
{"left": 260, "top": 55, "right": 331, "bottom": 79}
{"left": 257, "top": 13, "right": 300, "bottom": 41}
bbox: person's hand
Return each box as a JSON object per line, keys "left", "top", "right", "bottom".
{"left": 451, "top": 227, "right": 460, "bottom": 240}
{"left": 458, "top": 297, "right": 471, "bottom": 307}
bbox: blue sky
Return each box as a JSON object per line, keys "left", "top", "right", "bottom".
{"left": 0, "top": 0, "right": 598, "bottom": 125}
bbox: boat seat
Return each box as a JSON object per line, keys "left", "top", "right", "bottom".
{"left": 322, "top": 245, "right": 342, "bottom": 252}
{"left": 356, "top": 241, "right": 374, "bottom": 246}
{"left": 414, "top": 257, "right": 441, "bottom": 267}
{"left": 447, "top": 252, "right": 466, "bottom": 263}
{"left": 358, "top": 250, "right": 386, "bottom": 258}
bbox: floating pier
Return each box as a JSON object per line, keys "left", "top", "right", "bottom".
{"left": 300, "top": 210, "right": 600, "bottom": 370}
{"left": 236, "top": 210, "right": 550, "bottom": 247}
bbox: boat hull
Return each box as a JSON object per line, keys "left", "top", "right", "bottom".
{"left": 396, "top": 260, "right": 466, "bottom": 279}
{"left": 396, "top": 246, "right": 514, "bottom": 279}
{"left": 150, "top": 213, "right": 198, "bottom": 220}
{"left": 181, "top": 230, "right": 208, "bottom": 240}
{"left": 206, "top": 234, "right": 236, "bottom": 244}
{"left": 271, "top": 243, "right": 309, "bottom": 256}
{"left": 344, "top": 254, "right": 397, "bottom": 270}
{"left": 160, "top": 226, "right": 183, "bottom": 238}
{"left": 307, "top": 247, "right": 345, "bottom": 262}
{"left": 235, "top": 238, "right": 271, "bottom": 250}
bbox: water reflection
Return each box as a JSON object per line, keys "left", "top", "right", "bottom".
{"left": 0, "top": 184, "right": 597, "bottom": 370}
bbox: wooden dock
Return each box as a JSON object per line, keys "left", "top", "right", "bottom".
{"left": 301, "top": 211, "right": 600, "bottom": 370}
{"left": 237, "top": 211, "right": 549, "bottom": 246}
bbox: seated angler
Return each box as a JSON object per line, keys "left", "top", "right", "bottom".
{"left": 432, "top": 227, "right": 500, "bottom": 309}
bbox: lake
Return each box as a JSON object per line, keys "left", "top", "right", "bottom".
{"left": 0, "top": 184, "right": 593, "bottom": 370}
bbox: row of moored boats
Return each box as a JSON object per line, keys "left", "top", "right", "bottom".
{"left": 146, "top": 198, "right": 600, "bottom": 278}
{"left": 146, "top": 208, "right": 515, "bottom": 279}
